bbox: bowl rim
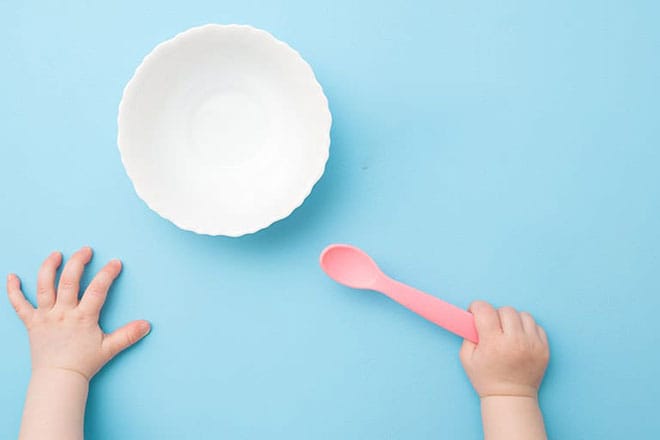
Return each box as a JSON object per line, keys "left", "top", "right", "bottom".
{"left": 117, "top": 23, "right": 332, "bottom": 237}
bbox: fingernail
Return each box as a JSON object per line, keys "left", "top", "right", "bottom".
{"left": 7, "top": 273, "right": 15, "bottom": 281}
{"left": 140, "top": 321, "right": 151, "bottom": 335}
{"left": 109, "top": 259, "right": 123, "bottom": 272}
{"left": 81, "top": 247, "right": 93, "bottom": 261}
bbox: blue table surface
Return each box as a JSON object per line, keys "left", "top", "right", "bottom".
{"left": 1, "top": 1, "right": 659, "bottom": 438}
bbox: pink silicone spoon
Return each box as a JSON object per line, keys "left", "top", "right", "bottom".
{"left": 320, "top": 244, "right": 478, "bottom": 343}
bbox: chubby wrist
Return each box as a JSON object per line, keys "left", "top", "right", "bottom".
{"left": 480, "top": 394, "right": 540, "bottom": 410}
{"left": 476, "top": 382, "right": 539, "bottom": 399}
{"left": 31, "top": 367, "right": 91, "bottom": 386}
{"left": 479, "top": 395, "right": 547, "bottom": 439}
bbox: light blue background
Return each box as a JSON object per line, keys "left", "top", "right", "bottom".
{"left": 1, "top": 1, "right": 659, "bottom": 438}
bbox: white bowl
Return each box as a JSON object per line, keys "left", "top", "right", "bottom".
{"left": 118, "top": 24, "right": 331, "bottom": 236}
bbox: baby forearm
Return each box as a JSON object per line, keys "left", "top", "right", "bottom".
{"left": 20, "top": 369, "right": 89, "bottom": 440}
{"left": 480, "top": 396, "right": 547, "bottom": 440}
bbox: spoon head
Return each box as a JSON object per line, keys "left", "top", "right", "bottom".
{"left": 319, "top": 244, "right": 383, "bottom": 289}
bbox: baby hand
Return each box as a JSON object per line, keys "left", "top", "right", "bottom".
{"left": 459, "top": 301, "right": 549, "bottom": 398}
{"left": 6, "top": 247, "right": 150, "bottom": 381}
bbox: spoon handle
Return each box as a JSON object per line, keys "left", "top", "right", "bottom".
{"left": 378, "top": 278, "right": 479, "bottom": 343}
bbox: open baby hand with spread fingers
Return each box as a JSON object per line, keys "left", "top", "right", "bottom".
{"left": 460, "top": 301, "right": 550, "bottom": 440}
{"left": 6, "top": 247, "right": 150, "bottom": 440}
